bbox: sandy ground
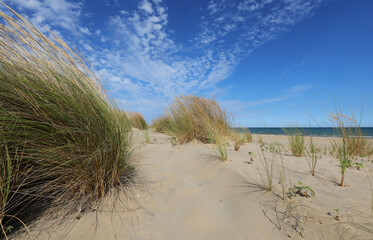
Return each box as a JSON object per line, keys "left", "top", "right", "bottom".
{"left": 17, "top": 130, "right": 373, "bottom": 239}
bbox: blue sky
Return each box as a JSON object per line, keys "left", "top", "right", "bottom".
{"left": 2, "top": 0, "right": 372, "bottom": 127}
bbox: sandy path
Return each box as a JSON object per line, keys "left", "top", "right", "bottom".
{"left": 116, "top": 132, "right": 284, "bottom": 240}
{"left": 18, "top": 130, "right": 373, "bottom": 239}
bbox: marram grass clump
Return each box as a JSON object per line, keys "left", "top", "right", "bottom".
{"left": 0, "top": 3, "right": 134, "bottom": 234}
{"left": 328, "top": 107, "right": 373, "bottom": 187}
{"left": 151, "top": 115, "right": 172, "bottom": 133}
{"left": 153, "top": 95, "right": 232, "bottom": 144}
{"left": 153, "top": 95, "right": 232, "bottom": 160}
{"left": 128, "top": 112, "right": 148, "bottom": 130}
{"left": 329, "top": 110, "right": 373, "bottom": 157}
{"left": 284, "top": 126, "right": 305, "bottom": 157}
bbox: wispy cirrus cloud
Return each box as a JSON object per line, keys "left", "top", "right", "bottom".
{"left": 85, "top": 0, "right": 239, "bottom": 114}
{"left": 287, "top": 84, "right": 314, "bottom": 93}
{"left": 219, "top": 83, "right": 315, "bottom": 122}
{"left": 1, "top": 0, "right": 323, "bottom": 120}
{"left": 3, "top": 0, "right": 83, "bottom": 34}
{"left": 95, "top": 0, "right": 322, "bottom": 116}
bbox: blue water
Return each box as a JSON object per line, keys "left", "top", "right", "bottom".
{"left": 236, "top": 127, "right": 373, "bottom": 138}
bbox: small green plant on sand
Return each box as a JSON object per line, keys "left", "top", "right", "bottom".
{"left": 143, "top": 130, "right": 150, "bottom": 144}
{"left": 259, "top": 142, "right": 284, "bottom": 154}
{"left": 248, "top": 152, "right": 256, "bottom": 162}
{"left": 215, "top": 134, "right": 228, "bottom": 161}
{"left": 276, "top": 155, "right": 290, "bottom": 201}
{"left": 260, "top": 143, "right": 266, "bottom": 152}
{"left": 208, "top": 122, "right": 228, "bottom": 161}
{"left": 354, "top": 162, "right": 363, "bottom": 170}
{"left": 257, "top": 151, "right": 274, "bottom": 191}
{"left": 334, "top": 139, "right": 350, "bottom": 187}
{"left": 287, "top": 181, "right": 315, "bottom": 199}
{"left": 305, "top": 137, "right": 319, "bottom": 176}
{"left": 170, "top": 137, "right": 177, "bottom": 146}
{"left": 269, "top": 142, "right": 284, "bottom": 154}
{"left": 284, "top": 127, "right": 305, "bottom": 157}
{"left": 334, "top": 209, "right": 340, "bottom": 221}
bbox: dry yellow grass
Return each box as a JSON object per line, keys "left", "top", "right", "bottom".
{"left": 153, "top": 95, "right": 232, "bottom": 144}
{"left": 127, "top": 112, "right": 148, "bottom": 130}
{"left": 0, "top": 3, "right": 134, "bottom": 236}
{"left": 329, "top": 110, "right": 373, "bottom": 157}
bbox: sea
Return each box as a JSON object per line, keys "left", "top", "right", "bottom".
{"left": 236, "top": 127, "right": 373, "bottom": 138}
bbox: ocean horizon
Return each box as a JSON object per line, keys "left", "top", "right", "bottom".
{"left": 237, "top": 127, "right": 373, "bottom": 138}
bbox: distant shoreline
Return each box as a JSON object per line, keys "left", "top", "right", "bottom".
{"left": 235, "top": 127, "right": 373, "bottom": 139}
{"left": 250, "top": 133, "right": 373, "bottom": 139}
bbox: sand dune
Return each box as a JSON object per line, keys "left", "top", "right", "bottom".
{"left": 18, "top": 130, "right": 373, "bottom": 239}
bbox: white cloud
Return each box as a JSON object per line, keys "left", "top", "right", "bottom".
{"left": 207, "top": 1, "right": 218, "bottom": 14}
{"left": 3, "top": 0, "right": 83, "bottom": 34}
{"left": 79, "top": 27, "right": 91, "bottom": 35}
{"left": 90, "top": 0, "right": 323, "bottom": 117}
{"left": 139, "top": 0, "right": 153, "bottom": 14}
{"left": 1, "top": 0, "right": 325, "bottom": 120}
{"left": 287, "top": 84, "right": 314, "bottom": 93}
{"left": 83, "top": 43, "right": 94, "bottom": 52}
{"left": 247, "top": 95, "right": 293, "bottom": 106}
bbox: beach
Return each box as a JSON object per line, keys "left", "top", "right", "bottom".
{"left": 17, "top": 129, "right": 373, "bottom": 240}
{"left": 1, "top": 1, "right": 373, "bottom": 239}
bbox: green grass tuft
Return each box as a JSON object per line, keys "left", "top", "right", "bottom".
{"left": 284, "top": 126, "right": 305, "bottom": 157}
{"left": 257, "top": 151, "right": 275, "bottom": 191}
{"left": 305, "top": 137, "right": 319, "bottom": 176}
{"left": 329, "top": 108, "right": 373, "bottom": 157}
{"left": 328, "top": 106, "right": 373, "bottom": 186}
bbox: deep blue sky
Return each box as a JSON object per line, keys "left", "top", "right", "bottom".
{"left": 2, "top": 0, "right": 372, "bottom": 127}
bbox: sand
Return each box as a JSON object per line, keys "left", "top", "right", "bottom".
{"left": 17, "top": 130, "right": 373, "bottom": 239}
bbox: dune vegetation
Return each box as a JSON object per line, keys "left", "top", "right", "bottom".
{"left": 152, "top": 95, "right": 232, "bottom": 144}
{"left": 1, "top": 2, "right": 373, "bottom": 239}
{"left": 284, "top": 127, "right": 305, "bottom": 157}
{"left": 0, "top": 3, "right": 134, "bottom": 236}
{"left": 151, "top": 95, "right": 234, "bottom": 160}
{"left": 151, "top": 115, "right": 172, "bottom": 134}
{"left": 127, "top": 112, "right": 148, "bottom": 130}
{"left": 328, "top": 108, "right": 373, "bottom": 187}
{"left": 329, "top": 110, "right": 373, "bottom": 158}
